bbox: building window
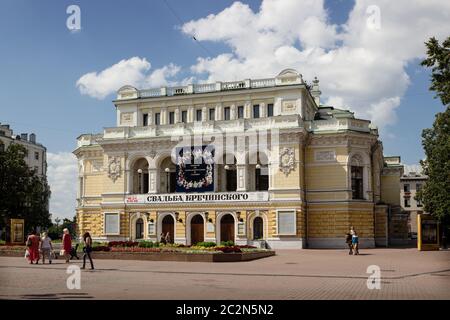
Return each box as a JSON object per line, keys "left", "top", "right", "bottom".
{"left": 351, "top": 166, "right": 364, "bottom": 199}
{"left": 417, "top": 199, "right": 423, "bottom": 207}
{"left": 155, "top": 113, "right": 161, "bottom": 125}
{"left": 253, "top": 104, "right": 260, "bottom": 118}
{"left": 196, "top": 109, "right": 202, "bottom": 121}
{"left": 169, "top": 111, "right": 175, "bottom": 124}
{"left": 224, "top": 107, "right": 230, "bottom": 120}
{"left": 267, "top": 103, "right": 274, "bottom": 117}
{"left": 255, "top": 167, "right": 269, "bottom": 191}
{"left": 277, "top": 210, "right": 296, "bottom": 235}
{"left": 416, "top": 183, "right": 422, "bottom": 191}
{"left": 135, "top": 218, "right": 144, "bottom": 239}
{"left": 209, "top": 108, "right": 215, "bottom": 121}
{"left": 181, "top": 110, "right": 187, "bottom": 123}
{"left": 35, "top": 152, "right": 39, "bottom": 160}
{"left": 143, "top": 113, "right": 148, "bottom": 126}
{"left": 253, "top": 217, "right": 264, "bottom": 240}
{"left": 237, "top": 106, "right": 244, "bottom": 119}
{"left": 404, "top": 198, "right": 411, "bottom": 207}
{"left": 404, "top": 184, "right": 410, "bottom": 192}
{"left": 104, "top": 213, "right": 120, "bottom": 235}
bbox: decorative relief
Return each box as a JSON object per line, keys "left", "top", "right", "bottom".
{"left": 281, "top": 100, "right": 297, "bottom": 113}
{"left": 315, "top": 150, "right": 336, "bottom": 162}
{"left": 120, "top": 112, "right": 133, "bottom": 125}
{"left": 279, "top": 147, "right": 295, "bottom": 176}
{"left": 107, "top": 157, "right": 121, "bottom": 182}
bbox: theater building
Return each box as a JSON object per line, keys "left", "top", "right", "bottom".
{"left": 74, "top": 69, "right": 402, "bottom": 248}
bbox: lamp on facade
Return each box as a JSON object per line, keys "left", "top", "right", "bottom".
{"left": 174, "top": 211, "right": 182, "bottom": 223}
{"left": 137, "top": 168, "right": 143, "bottom": 194}
{"left": 236, "top": 211, "right": 243, "bottom": 222}
{"left": 224, "top": 165, "right": 230, "bottom": 170}
{"left": 165, "top": 167, "right": 170, "bottom": 193}
{"left": 255, "top": 163, "right": 261, "bottom": 169}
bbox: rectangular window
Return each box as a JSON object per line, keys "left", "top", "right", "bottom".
{"left": 267, "top": 103, "right": 274, "bottom": 117}
{"left": 277, "top": 210, "right": 296, "bottom": 235}
{"left": 224, "top": 107, "right": 231, "bottom": 120}
{"left": 404, "top": 184, "right": 410, "bottom": 192}
{"left": 143, "top": 113, "right": 148, "bottom": 126}
{"left": 196, "top": 109, "right": 202, "bottom": 121}
{"left": 416, "top": 184, "right": 422, "bottom": 191}
{"left": 237, "top": 106, "right": 244, "bottom": 119}
{"left": 34, "top": 152, "right": 39, "bottom": 160}
{"left": 404, "top": 198, "right": 411, "bottom": 207}
{"left": 351, "top": 166, "right": 364, "bottom": 199}
{"left": 104, "top": 213, "right": 120, "bottom": 234}
{"left": 209, "top": 108, "right": 215, "bottom": 121}
{"left": 169, "top": 111, "right": 175, "bottom": 124}
{"left": 181, "top": 110, "right": 187, "bottom": 123}
{"left": 155, "top": 113, "right": 161, "bottom": 125}
{"left": 253, "top": 104, "right": 260, "bottom": 118}
{"left": 417, "top": 199, "right": 423, "bottom": 207}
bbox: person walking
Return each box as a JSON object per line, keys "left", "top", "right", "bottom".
{"left": 352, "top": 230, "right": 360, "bottom": 255}
{"left": 81, "top": 232, "right": 94, "bottom": 270}
{"left": 345, "top": 233, "right": 353, "bottom": 255}
{"left": 62, "top": 228, "right": 72, "bottom": 263}
{"left": 160, "top": 232, "right": 166, "bottom": 245}
{"left": 40, "top": 232, "right": 53, "bottom": 264}
{"left": 165, "top": 232, "right": 171, "bottom": 244}
{"left": 26, "top": 231, "right": 40, "bottom": 264}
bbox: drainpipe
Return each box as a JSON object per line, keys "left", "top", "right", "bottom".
{"left": 387, "top": 205, "right": 391, "bottom": 247}
{"left": 303, "top": 138, "right": 308, "bottom": 249}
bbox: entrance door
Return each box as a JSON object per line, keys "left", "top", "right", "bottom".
{"left": 190, "top": 214, "right": 204, "bottom": 245}
{"left": 162, "top": 215, "right": 175, "bottom": 243}
{"left": 220, "top": 214, "right": 235, "bottom": 243}
{"left": 253, "top": 217, "right": 264, "bottom": 240}
{"left": 135, "top": 218, "right": 144, "bottom": 239}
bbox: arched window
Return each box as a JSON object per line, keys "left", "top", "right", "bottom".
{"left": 135, "top": 218, "right": 144, "bottom": 239}
{"left": 253, "top": 217, "right": 264, "bottom": 240}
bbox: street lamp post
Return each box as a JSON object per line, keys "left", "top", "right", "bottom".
{"left": 165, "top": 167, "right": 170, "bottom": 193}
{"left": 137, "top": 169, "right": 143, "bottom": 194}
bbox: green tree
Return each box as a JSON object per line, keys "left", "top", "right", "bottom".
{"left": 0, "top": 143, "right": 51, "bottom": 237}
{"left": 417, "top": 36, "right": 450, "bottom": 239}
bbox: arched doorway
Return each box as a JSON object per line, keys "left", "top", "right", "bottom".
{"left": 162, "top": 215, "right": 175, "bottom": 243}
{"left": 253, "top": 217, "right": 264, "bottom": 240}
{"left": 220, "top": 214, "right": 235, "bottom": 243}
{"left": 190, "top": 214, "right": 204, "bottom": 245}
{"left": 135, "top": 218, "right": 144, "bottom": 239}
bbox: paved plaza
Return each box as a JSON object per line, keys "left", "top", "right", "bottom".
{"left": 0, "top": 248, "right": 449, "bottom": 300}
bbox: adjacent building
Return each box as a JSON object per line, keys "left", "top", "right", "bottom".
{"left": 74, "top": 69, "right": 403, "bottom": 249}
{"left": 400, "top": 167, "right": 427, "bottom": 239}
{"left": 0, "top": 123, "right": 47, "bottom": 177}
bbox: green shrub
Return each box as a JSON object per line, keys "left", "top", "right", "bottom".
{"left": 195, "top": 241, "right": 217, "bottom": 248}
{"left": 220, "top": 240, "right": 234, "bottom": 247}
{"left": 138, "top": 241, "right": 154, "bottom": 248}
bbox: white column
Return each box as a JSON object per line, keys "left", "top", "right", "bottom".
{"left": 202, "top": 106, "right": 207, "bottom": 122}
{"left": 230, "top": 104, "right": 236, "bottom": 120}
{"left": 244, "top": 101, "right": 251, "bottom": 119}
{"left": 215, "top": 103, "right": 222, "bottom": 121}
{"left": 148, "top": 168, "right": 158, "bottom": 193}
{"left": 161, "top": 107, "right": 168, "bottom": 125}
{"left": 188, "top": 106, "right": 194, "bottom": 123}
{"left": 236, "top": 164, "right": 248, "bottom": 191}
{"left": 126, "top": 169, "right": 132, "bottom": 194}
{"left": 148, "top": 110, "right": 153, "bottom": 125}
{"left": 175, "top": 107, "right": 180, "bottom": 123}
{"left": 260, "top": 102, "right": 267, "bottom": 118}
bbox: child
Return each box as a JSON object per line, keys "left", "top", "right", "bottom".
{"left": 352, "top": 232, "right": 359, "bottom": 255}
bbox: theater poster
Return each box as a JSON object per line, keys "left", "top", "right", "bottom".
{"left": 176, "top": 145, "right": 214, "bottom": 193}
{"left": 10, "top": 219, "right": 25, "bottom": 244}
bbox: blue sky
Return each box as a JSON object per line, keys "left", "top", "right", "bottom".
{"left": 0, "top": 0, "right": 448, "bottom": 219}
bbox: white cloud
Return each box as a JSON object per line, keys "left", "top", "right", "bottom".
{"left": 76, "top": 57, "right": 181, "bottom": 99}
{"left": 47, "top": 152, "right": 78, "bottom": 221}
{"left": 181, "top": 0, "right": 450, "bottom": 130}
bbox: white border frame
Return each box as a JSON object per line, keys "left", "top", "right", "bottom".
{"left": 103, "top": 212, "right": 121, "bottom": 236}
{"left": 276, "top": 209, "right": 297, "bottom": 236}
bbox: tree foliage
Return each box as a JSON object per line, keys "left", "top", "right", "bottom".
{"left": 0, "top": 143, "right": 51, "bottom": 235}
{"left": 417, "top": 36, "right": 450, "bottom": 228}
